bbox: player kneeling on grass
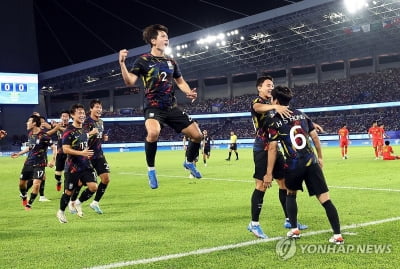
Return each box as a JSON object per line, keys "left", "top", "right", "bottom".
{"left": 265, "top": 86, "right": 344, "bottom": 244}
{"left": 56, "top": 104, "right": 98, "bottom": 223}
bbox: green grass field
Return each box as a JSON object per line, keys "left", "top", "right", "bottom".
{"left": 1, "top": 146, "right": 399, "bottom": 269}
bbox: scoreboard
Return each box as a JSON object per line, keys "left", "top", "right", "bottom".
{"left": 0, "top": 72, "right": 38, "bottom": 104}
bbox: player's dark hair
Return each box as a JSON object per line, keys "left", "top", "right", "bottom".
{"left": 90, "top": 99, "right": 102, "bottom": 109}
{"left": 29, "top": 115, "right": 41, "bottom": 127}
{"left": 342, "top": 123, "right": 347, "bottom": 128}
{"left": 60, "top": 110, "right": 70, "bottom": 116}
{"left": 70, "top": 103, "right": 85, "bottom": 115}
{"left": 256, "top": 75, "right": 273, "bottom": 88}
{"left": 271, "top": 86, "right": 293, "bottom": 106}
{"left": 143, "top": 24, "right": 168, "bottom": 45}
{"left": 385, "top": 140, "right": 390, "bottom": 146}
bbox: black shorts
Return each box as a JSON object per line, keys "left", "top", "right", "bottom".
{"left": 55, "top": 153, "right": 67, "bottom": 171}
{"left": 20, "top": 165, "right": 46, "bottom": 181}
{"left": 64, "top": 169, "right": 97, "bottom": 191}
{"left": 144, "top": 107, "right": 194, "bottom": 133}
{"left": 203, "top": 147, "right": 211, "bottom": 156}
{"left": 230, "top": 143, "right": 237, "bottom": 151}
{"left": 185, "top": 148, "right": 199, "bottom": 162}
{"left": 285, "top": 162, "right": 329, "bottom": 196}
{"left": 91, "top": 157, "right": 110, "bottom": 175}
{"left": 253, "top": 150, "right": 285, "bottom": 180}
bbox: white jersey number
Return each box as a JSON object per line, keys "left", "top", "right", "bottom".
{"left": 289, "top": 125, "right": 306, "bottom": 150}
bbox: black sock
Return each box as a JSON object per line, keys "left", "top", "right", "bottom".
{"left": 228, "top": 152, "right": 231, "bottom": 159}
{"left": 27, "top": 180, "right": 33, "bottom": 192}
{"left": 145, "top": 140, "right": 157, "bottom": 167}
{"left": 28, "top": 193, "right": 38, "bottom": 205}
{"left": 186, "top": 142, "right": 200, "bottom": 162}
{"left": 322, "top": 200, "right": 341, "bottom": 234}
{"left": 94, "top": 182, "right": 108, "bottom": 202}
{"left": 39, "top": 180, "right": 45, "bottom": 196}
{"left": 79, "top": 188, "right": 95, "bottom": 203}
{"left": 60, "top": 193, "right": 71, "bottom": 211}
{"left": 20, "top": 187, "right": 27, "bottom": 198}
{"left": 251, "top": 189, "right": 265, "bottom": 222}
{"left": 55, "top": 174, "right": 62, "bottom": 183}
{"left": 286, "top": 194, "right": 298, "bottom": 229}
{"left": 71, "top": 186, "right": 82, "bottom": 201}
{"left": 235, "top": 152, "right": 239, "bottom": 159}
{"left": 279, "top": 188, "right": 288, "bottom": 219}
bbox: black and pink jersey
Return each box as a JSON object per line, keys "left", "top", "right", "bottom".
{"left": 62, "top": 124, "right": 92, "bottom": 173}
{"left": 56, "top": 123, "right": 69, "bottom": 155}
{"left": 83, "top": 116, "right": 104, "bottom": 159}
{"left": 251, "top": 96, "right": 275, "bottom": 152}
{"left": 130, "top": 53, "right": 182, "bottom": 110}
{"left": 24, "top": 130, "right": 53, "bottom": 167}
{"left": 266, "top": 108, "right": 317, "bottom": 169}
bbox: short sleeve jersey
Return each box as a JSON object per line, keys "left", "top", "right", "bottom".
{"left": 203, "top": 135, "right": 211, "bottom": 149}
{"left": 62, "top": 124, "right": 92, "bottom": 173}
{"left": 382, "top": 145, "right": 393, "bottom": 159}
{"left": 266, "top": 109, "right": 317, "bottom": 168}
{"left": 251, "top": 96, "right": 275, "bottom": 151}
{"left": 83, "top": 117, "right": 104, "bottom": 159}
{"left": 368, "top": 126, "right": 382, "bottom": 140}
{"left": 230, "top": 134, "right": 238, "bottom": 144}
{"left": 25, "top": 130, "right": 53, "bottom": 167}
{"left": 130, "top": 53, "right": 182, "bottom": 110}
{"left": 338, "top": 127, "right": 349, "bottom": 142}
{"left": 56, "top": 124, "right": 69, "bottom": 155}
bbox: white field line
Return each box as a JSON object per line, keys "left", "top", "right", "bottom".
{"left": 328, "top": 185, "right": 400, "bottom": 192}
{"left": 86, "top": 216, "right": 400, "bottom": 269}
{"left": 119, "top": 172, "right": 400, "bottom": 192}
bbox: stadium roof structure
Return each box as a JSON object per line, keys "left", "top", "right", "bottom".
{"left": 40, "top": 0, "right": 400, "bottom": 95}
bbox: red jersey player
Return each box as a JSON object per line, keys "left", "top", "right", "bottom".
{"left": 338, "top": 124, "right": 349, "bottom": 159}
{"left": 382, "top": 141, "right": 400, "bottom": 160}
{"left": 368, "top": 121, "right": 383, "bottom": 160}
{"left": 378, "top": 123, "right": 389, "bottom": 158}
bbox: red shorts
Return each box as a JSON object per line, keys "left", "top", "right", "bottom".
{"left": 383, "top": 156, "right": 396, "bottom": 160}
{"left": 339, "top": 140, "right": 348, "bottom": 147}
{"left": 372, "top": 139, "right": 383, "bottom": 148}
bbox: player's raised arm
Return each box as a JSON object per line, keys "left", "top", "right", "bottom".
{"left": 119, "top": 49, "right": 139, "bottom": 86}
{"left": 0, "top": 129, "right": 7, "bottom": 140}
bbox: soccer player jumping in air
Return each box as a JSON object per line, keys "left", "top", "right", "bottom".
{"left": 119, "top": 24, "right": 203, "bottom": 189}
